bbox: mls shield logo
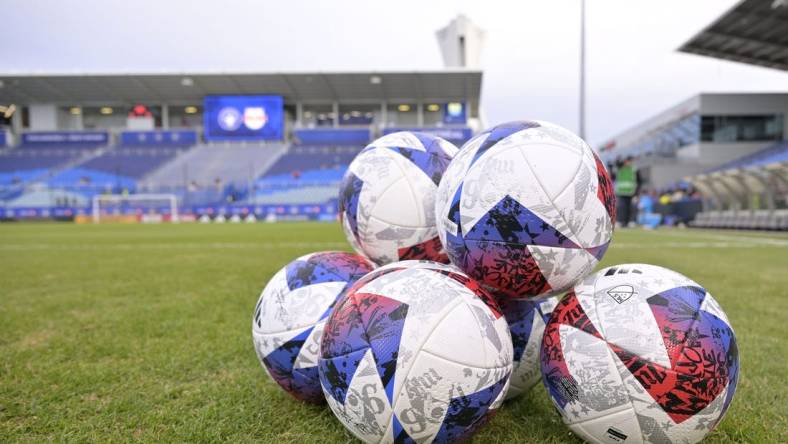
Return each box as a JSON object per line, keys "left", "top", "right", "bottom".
{"left": 607, "top": 285, "right": 635, "bottom": 304}
{"left": 244, "top": 107, "right": 268, "bottom": 130}
{"left": 218, "top": 107, "right": 242, "bottom": 131}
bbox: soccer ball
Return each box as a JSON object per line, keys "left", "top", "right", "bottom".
{"left": 318, "top": 260, "right": 512, "bottom": 443}
{"left": 251, "top": 251, "right": 375, "bottom": 403}
{"left": 339, "top": 132, "right": 458, "bottom": 266}
{"left": 498, "top": 296, "right": 558, "bottom": 399}
{"left": 435, "top": 120, "right": 616, "bottom": 299}
{"left": 541, "top": 264, "right": 739, "bottom": 443}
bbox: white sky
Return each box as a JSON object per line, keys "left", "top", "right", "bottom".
{"left": 2, "top": 0, "right": 787, "bottom": 145}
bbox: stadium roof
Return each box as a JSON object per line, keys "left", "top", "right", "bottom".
{"left": 678, "top": 0, "right": 788, "bottom": 71}
{"left": 0, "top": 70, "right": 482, "bottom": 106}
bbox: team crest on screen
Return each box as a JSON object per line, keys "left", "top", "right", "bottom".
{"left": 244, "top": 107, "right": 268, "bottom": 130}
{"left": 217, "top": 107, "right": 242, "bottom": 131}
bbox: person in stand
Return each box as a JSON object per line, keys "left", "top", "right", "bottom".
{"left": 613, "top": 156, "right": 642, "bottom": 228}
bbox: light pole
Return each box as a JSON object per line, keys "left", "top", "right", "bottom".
{"left": 579, "top": 0, "right": 586, "bottom": 140}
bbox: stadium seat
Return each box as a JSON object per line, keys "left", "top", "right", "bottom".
{"left": 143, "top": 143, "right": 286, "bottom": 188}
{"left": 245, "top": 145, "right": 361, "bottom": 206}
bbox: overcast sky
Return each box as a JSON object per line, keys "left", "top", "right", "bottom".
{"left": 2, "top": 0, "right": 787, "bottom": 145}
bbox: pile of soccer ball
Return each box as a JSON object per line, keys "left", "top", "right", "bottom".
{"left": 251, "top": 122, "right": 739, "bottom": 443}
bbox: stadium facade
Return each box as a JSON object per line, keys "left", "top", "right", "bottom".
{"left": 599, "top": 92, "right": 787, "bottom": 188}
{"left": 0, "top": 17, "right": 487, "bottom": 221}
{"left": 600, "top": 0, "right": 788, "bottom": 230}
{"left": 0, "top": 70, "right": 482, "bottom": 221}
{"left": 0, "top": 71, "right": 482, "bottom": 142}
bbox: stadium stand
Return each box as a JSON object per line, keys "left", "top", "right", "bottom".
{"left": 704, "top": 141, "right": 788, "bottom": 174}
{"left": 143, "top": 143, "right": 286, "bottom": 189}
{"left": 54, "top": 146, "right": 184, "bottom": 185}
{"left": 244, "top": 145, "right": 359, "bottom": 206}
{"left": 0, "top": 145, "right": 102, "bottom": 185}
{"left": 688, "top": 141, "right": 788, "bottom": 230}
{"left": 3, "top": 188, "right": 89, "bottom": 209}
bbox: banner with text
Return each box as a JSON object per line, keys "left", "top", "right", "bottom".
{"left": 121, "top": 130, "right": 198, "bottom": 146}
{"left": 21, "top": 131, "right": 109, "bottom": 146}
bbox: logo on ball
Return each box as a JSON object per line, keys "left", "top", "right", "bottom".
{"left": 607, "top": 284, "right": 635, "bottom": 303}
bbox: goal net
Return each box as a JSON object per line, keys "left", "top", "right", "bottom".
{"left": 92, "top": 193, "right": 178, "bottom": 223}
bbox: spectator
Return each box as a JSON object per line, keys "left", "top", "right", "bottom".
{"left": 637, "top": 189, "right": 661, "bottom": 229}
{"left": 613, "top": 156, "right": 642, "bottom": 227}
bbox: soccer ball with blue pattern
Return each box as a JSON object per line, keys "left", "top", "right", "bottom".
{"left": 541, "top": 264, "right": 738, "bottom": 443}
{"left": 498, "top": 296, "right": 558, "bottom": 399}
{"left": 318, "top": 260, "right": 513, "bottom": 443}
{"left": 251, "top": 251, "right": 375, "bottom": 403}
{"left": 339, "top": 132, "right": 458, "bottom": 266}
{"left": 435, "top": 120, "right": 616, "bottom": 300}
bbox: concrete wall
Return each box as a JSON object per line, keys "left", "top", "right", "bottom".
{"left": 698, "top": 141, "right": 774, "bottom": 166}
{"left": 646, "top": 163, "right": 707, "bottom": 189}
{"left": 28, "top": 104, "right": 57, "bottom": 131}
{"left": 57, "top": 108, "right": 82, "bottom": 130}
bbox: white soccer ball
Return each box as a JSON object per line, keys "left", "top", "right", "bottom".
{"left": 251, "top": 251, "right": 375, "bottom": 402}
{"left": 498, "top": 296, "right": 558, "bottom": 399}
{"left": 541, "top": 264, "right": 739, "bottom": 443}
{"left": 435, "top": 120, "right": 616, "bottom": 299}
{"left": 318, "top": 260, "right": 513, "bottom": 443}
{"left": 339, "top": 132, "right": 458, "bottom": 266}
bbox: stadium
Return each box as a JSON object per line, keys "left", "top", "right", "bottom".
{"left": 1, "top": 1, "right": 786, "bottom": 443}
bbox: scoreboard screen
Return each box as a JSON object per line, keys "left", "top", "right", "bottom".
{"left": 203, "top": 95, "right": 284, "bottom": 141}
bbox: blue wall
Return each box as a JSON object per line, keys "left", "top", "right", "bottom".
{"left": 121, "top": 130, "right": 198, "bottom": 146}
{"left": 293, "top": 128, "right": 371, "bottom": 146}
{"left": 382, "top": 127, "right": 473, "bottom": 146}
{"left": 21, "top": 131, "right": 109, "bottom": 146}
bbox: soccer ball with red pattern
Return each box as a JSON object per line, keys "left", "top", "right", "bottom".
{"left": 435, "top": 120, "right": 615, "bottom": 300}
{"left": 541, "top": 264, "right": 738, "bottom": 443}
{"left": 318, "top": 260, "right": 512, "bottom": 443}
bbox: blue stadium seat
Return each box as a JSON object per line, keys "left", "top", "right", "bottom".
{"left": 246, "top": 144, "right": 360, "bottom": 206}
{"left": 706, "top": 141, "right": 788, "bottom": 174}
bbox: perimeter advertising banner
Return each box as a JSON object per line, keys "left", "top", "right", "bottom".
{"left": 203, "top": 95, "right": 284, "bottom": 141}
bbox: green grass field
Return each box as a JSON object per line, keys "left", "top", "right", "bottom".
{"left": 1, "top": 223, "right": 786, "bottom": 443}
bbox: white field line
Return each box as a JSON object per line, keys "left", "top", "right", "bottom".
{"left": 0, "top": 241, "right": 784, "bottom": 251}
{"left": 612, "top": 241, "right": 786, "bottom": 249}
{"left": 0, "top": 241, "right": 349, "bottom": 251}
{"left": 636, "top": 229, "right": 788, "bottom": 247}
